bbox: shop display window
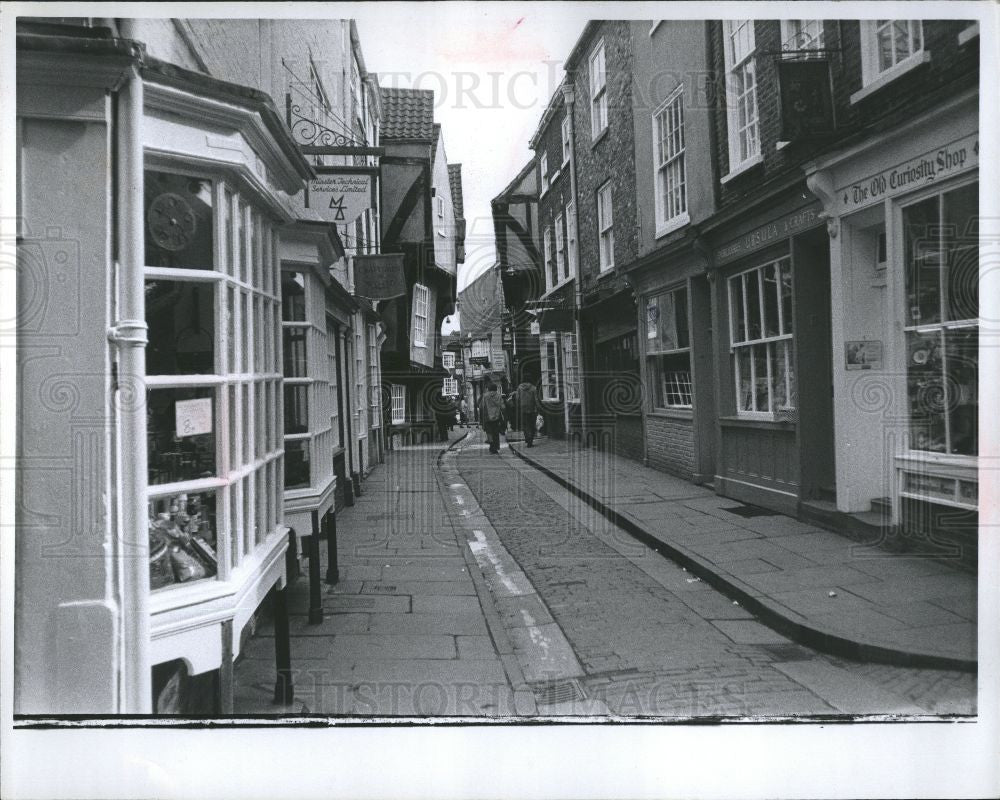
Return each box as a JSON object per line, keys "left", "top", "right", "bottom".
{"left": 647, "top": 286, "right": 692, "bottom": 409}
{"left": 148, "top": 491, "right": 218, "bottom": 590}
{"left": 729, "top": 257, "right": 796, "bottom": 416}
{"left": 144, "top": 169, "right": 283, "bottom": 590}
{"left": 904, "top": 181, "right": 978, "bottom": 456}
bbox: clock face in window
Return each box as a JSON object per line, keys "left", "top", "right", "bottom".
{"left": 147, "top": 192, "right": 198, "bottom": 252}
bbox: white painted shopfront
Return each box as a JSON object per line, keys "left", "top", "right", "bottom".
{"left": 805, "top": 91, "right": 978, "bottom": 551}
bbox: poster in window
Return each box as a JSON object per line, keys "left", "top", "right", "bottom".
{"left": 175, "top": 397, "right": 213, "bottom": 437}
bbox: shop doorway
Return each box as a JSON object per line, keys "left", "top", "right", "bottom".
{"left": 794, "top": 228, "right": 836, "bottom": 500}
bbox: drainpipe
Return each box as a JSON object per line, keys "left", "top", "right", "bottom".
{"left": 561, "top": 84, "right": 588, "bottom": 441}
{"left": 109, "top": 66, "right": 151, "bottom": 713}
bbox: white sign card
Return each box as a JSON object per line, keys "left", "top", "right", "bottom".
{"left": 309, "top": 172, "right": 372, "bottom": 224}
{"left": 175, "top": 397, "right": 213, "bottom": 438}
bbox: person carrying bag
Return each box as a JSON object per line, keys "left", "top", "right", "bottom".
{"left": 513, "top": 376, "right": 540, "bottom": 447}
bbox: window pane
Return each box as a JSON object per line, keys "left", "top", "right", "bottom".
{"left": 149, "top": 490, "right": 218, "bottom": 589}
{"left": 904, "top": 196, "right": 942, "bottom": 326}
{"left": 282, "top": 271, "right": 306, "bottom": 321}
{"left": 223, "top": 188, "right": 233, "bottom": 275}
{"left": 737, "top": 347, "right": 753, "bottom": 411}
{"left": 242, "top": 291, "right": 251, "bottom": 373}
{"left": 285, "top": 440, "right": 310, "bottom": 489}
{"left": 238, "top": 199, "right": 248, "bottom": 283}
{"left": 762, "top": 264, "right": 780, "bottom": 337}
{"left": 144, "top": 171, "right": 215, "bottom": 269}
{"left": 284, "top": 384, "right": 309, "bottom": 434}
{"left": 227, "top": 284, "right": 237, "bottom": 374}
{"left": 145, "top": 280, "right": 215, "bottom": 375}
{"left": 943, "top": 182, "right": 979, "bottom": 322}
{"left": 147, "top": 387, "right": 216, "bottom": 485}
{"left": 772, "top": 341, "right": 788, "bottom": 409}
{"left": 242, "top": 383, "right": 251, "bottom": 463}
{"left": 906, "top": 330, "right": 946, "bottom": 452}
{"left": 779, "top": 260, "right": 794, "bottom": 334}
{"left": 745, "top": 269, "right": 762, "bottom": 340}
{"left": 753, "top": 344, "right": 769, "bottom": 412}
{"left": 946, "top": 327, "right": 977, "bottom": 456}
{"left": 730, "top": 275, "right": 746, "bottom": 342}
{"left": 675, "top": 288, "right": 689, "bottom": 349}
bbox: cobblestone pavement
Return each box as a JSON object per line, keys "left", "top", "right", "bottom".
{"left": 455, "top": 431, "right": 975, "bottom": 718}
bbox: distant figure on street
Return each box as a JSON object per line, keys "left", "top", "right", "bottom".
{"left": 459, "top": 397, "right": 469, "bottom": 427}
{"left": 513, "top": 375, "right": 540, "bottom": 447}
{"left": 479, "top": 381, "right": 506, "bottom": 454}
{"left": 434, "top": 391, "right": 454, "bottom": 443}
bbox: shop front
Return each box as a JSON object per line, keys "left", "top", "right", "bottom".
{"left": 533, "top": 283, "right": 578, "bottom": 440}
{"left": 707, "top": 195, "right": 829, "bottom": 516}
{"left": 627, "top": 245, "right": 716, "bottom": 483}
{"left": 805, "top": 90, "right": 979, "bottom": 568}
{"left": 16, "top": 33, "right": 312, "bottom": 713}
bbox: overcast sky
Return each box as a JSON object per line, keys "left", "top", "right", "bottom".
{"left": 355, "top": 4, "right": 590, "bottom": 294}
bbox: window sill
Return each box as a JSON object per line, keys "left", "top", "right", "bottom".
{"left": 720, "top": 153, "right": 764, "bottom": 184}
{"left": 649, "top": 407, "right": 693, "bottom": 420}
{"left": 591, "top": 126, "right": 609, "bottom": 149}
{"left": 649, "top": 20, "right": 664, "bottom": 37}
{"left": 851, "top": 51, "right": 931, "bottom": 105}
{"left": 957, "top": 23, "right": 979, "bottom": 46}
{"left": 654, "top": 212, "right": 690, "bottom": 240}
{"left": 596, "top": 266, "right": 616, "bottom": 280}
{"left": 719, "top": 414, "right": 795, "bottom": 430}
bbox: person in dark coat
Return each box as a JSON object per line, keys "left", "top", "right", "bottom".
{"left": 512, "top": 375, "right": 541, "bottom": 447}
{"left": 478, "top": 381, "right": 506, "bottom": 454}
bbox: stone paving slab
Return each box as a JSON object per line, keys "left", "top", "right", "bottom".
{"left": 510, "top": 438, "right": 977, "bottom": 671}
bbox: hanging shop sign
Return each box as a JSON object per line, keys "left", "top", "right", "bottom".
{"left": 501, "top": 323, "right": 514, "bottom": 349}
{"left": 354, "top": 254, "right": 407, "bottom": 300}
{"left": 834, "top": 133, "right": 978, "bottom": 215}
{"left": 307, "top": 168, "right": 375, "bottom": 224}
{"left": 529, "top": 320, "right": 541, "bottom": 336}
{"left": 778, "top": 59, "right": 834, "bottom": 141}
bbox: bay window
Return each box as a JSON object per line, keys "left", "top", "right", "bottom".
{"left": 903, "top": 181, "right": 978, "bottom": 456}
{"left": 729, "top": 257, "right": 795, "bottom": 416}
{"left": 144, "top": 169, "right": 282, "bottom": 589}
{"left": 647, "top": 287, "right": 692, "bottom": 409}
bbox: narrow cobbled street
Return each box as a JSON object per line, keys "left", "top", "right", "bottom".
{"left": 235, "top": 430, "right": 974, "bottom": 718}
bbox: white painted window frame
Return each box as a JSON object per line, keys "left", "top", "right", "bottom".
{"left": 412, "top": 283, "right": 429, "bottom": 348}
{"left": 722, "top": 20, "right": 760, "bottom": 176}
{"left": 597, "top": 181, "right": 615, "bottom": 272}
{"left": 589, "top": 39, "right": 608, "bottom": 140}
{"left": 652, "top": 85, "right": 689, "bottom": 237}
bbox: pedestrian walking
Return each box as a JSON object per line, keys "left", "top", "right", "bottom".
{"left": 478, "top": 381, "right": 506, "bottom": 454}
{"left": 459, "top": 397, "right": 469, "bottom": 427}
{"left": 513, "top": 375, "right": 540, "bottom": 447}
